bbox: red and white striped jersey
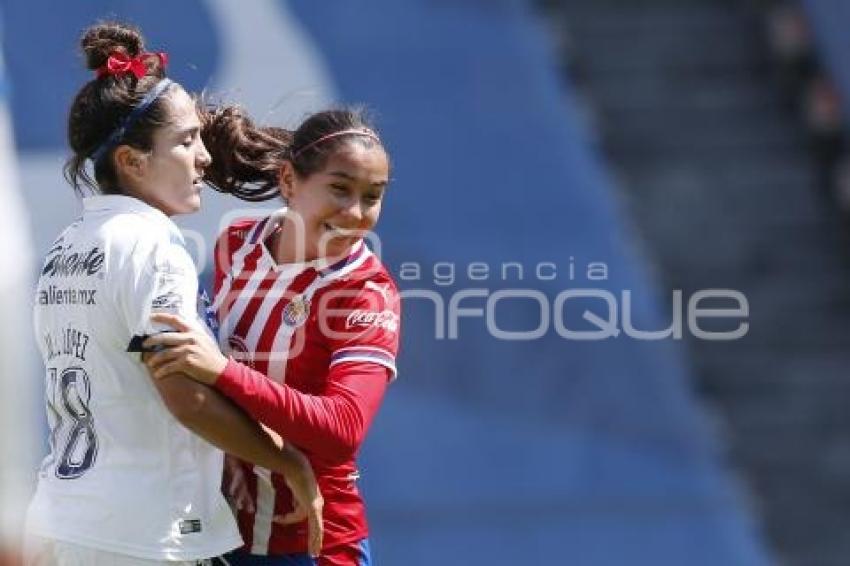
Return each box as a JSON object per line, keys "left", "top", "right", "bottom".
{"left": 212, "top": 211, "right": 400, "bottom": 556}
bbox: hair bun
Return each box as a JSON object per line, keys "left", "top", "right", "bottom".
{"left": 80, "top": 22, "right": 146, "bottom": 71}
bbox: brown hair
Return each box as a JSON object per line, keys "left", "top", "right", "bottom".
{"left": 64, "top": 21, "right": 175, "bottom": 195}
{"left": 201, "top": 106, "right": 384, "bottom": 202}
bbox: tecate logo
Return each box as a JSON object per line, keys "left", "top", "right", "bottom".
{"left": 346, "top": 309, "right": 399, "bottom": 332}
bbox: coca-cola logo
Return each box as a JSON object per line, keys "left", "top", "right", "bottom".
{"left": 345, "top": 309, "right": 398, "bottom": 332}
{"left": 42, "top": 244, "right": 105, "bottom": 279}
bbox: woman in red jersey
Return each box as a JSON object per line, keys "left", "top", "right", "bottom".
{"left": 143, "top": 107, "right": 400, "bottom": 565}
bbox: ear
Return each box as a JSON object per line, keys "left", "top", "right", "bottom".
{"left": 113, "top": 145, "right": 149, "bottom": 183}
{"left": 279, "top": 160, "right": 297, "bottom": 201}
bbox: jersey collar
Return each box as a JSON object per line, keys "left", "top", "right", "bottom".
{"left": 83, "top": 195, "right": 184, "bottom": 242}
{"left": 253, "top": 208, "right": 369, "bottom": 276}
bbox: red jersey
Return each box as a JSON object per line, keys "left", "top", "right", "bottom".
{"left": 211, "top": 213, "right": 400, "bottom": 557}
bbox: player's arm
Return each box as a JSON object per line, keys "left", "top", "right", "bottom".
{"left": 145, "top": 273, "right": 400, "bottom": 461}
{"left": 121, "top": 237, "right": 323, "bottom": 552}
{"left": 215, "top": 359, "right": 389, "bottom": 461}
{"left": 145, "top": 314, "right": 391, "bottom": 460}
{"left": 143, "top": 315, "right": 389, "bottom": 462}
{"left": 153, "top": 371, "right": 303, "bottom": 470}
{"left": 152, "top": 372, "right": 323, "bottom": 552}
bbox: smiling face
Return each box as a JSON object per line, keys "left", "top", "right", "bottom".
{"left": 117, "top": 86, "right": 211, "bottom": 216}
{"left": 280, "top": 141, "right": 390, "bottom": 261}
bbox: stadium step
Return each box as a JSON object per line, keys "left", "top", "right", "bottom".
{"left": 545, "top": 0, "right": 850, "bottom": 563}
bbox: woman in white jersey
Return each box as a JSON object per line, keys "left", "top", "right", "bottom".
{"left": 25, "top": 22, "right": 322, "bottom": 565}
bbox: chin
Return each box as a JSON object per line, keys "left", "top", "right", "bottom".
{"left": 184, "top": 194, "right": 203, "bottom": 213}
{"left": 326, "top": 239, "right": 357, "bottom": 258}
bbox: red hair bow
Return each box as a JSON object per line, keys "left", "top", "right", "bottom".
{"left": 96, "top": 51, "right": 168, "bottom": 80}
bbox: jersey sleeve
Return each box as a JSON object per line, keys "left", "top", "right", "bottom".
{"left": 213, "top": 274, "right": 402, "bottom": 460}
{"left": 119, "top": 236, "right": 202, "bottom": 342}
{"left": 216, "top": 358, "right": 388, "bottom": 461}
{"left": 319, "top": 276, "right": 401, "bottom": 379}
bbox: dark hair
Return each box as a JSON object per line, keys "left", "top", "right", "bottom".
{"left": 201, "top": 106, "right": 384, "bottom": 201}
{"left": 288, "top": 107, "right": 382, "bottom": 178}
{"left": 64, "top": 21, "right": 175, "bottom": 195}
{"left": 200, "top": 104, "right": 292, "bottom": 201}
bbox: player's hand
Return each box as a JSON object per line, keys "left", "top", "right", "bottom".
{"left": 224, "top": 454, "right": 255, "bottom": 513}
{"left": 142, "top": 313, "right": 228, "bottom": 385}
{"left": 273, "top": 444, "right": 324, "bottom": 557}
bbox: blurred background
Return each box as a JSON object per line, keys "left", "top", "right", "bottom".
{"left": 2, "top": 0, "right": 850, "bottom": 564}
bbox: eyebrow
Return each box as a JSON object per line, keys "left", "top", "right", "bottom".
{"left": 173, "top": 125, "right": 200, "bottom": 137}
{"left": 328, "top": 170, "right": 388, "bottom": 187}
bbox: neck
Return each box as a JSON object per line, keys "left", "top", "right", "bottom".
{"left": 273, "top": 218, "right": 302, "bottom": 264}
{"left": 272, "top": 218, "right": 359, "bottom": 266}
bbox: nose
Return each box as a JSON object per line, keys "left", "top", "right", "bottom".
{"left": 196, "top": 140, "right": 212, "bottom": 169}
{"left": 339, "top": 198, "right": 365, "bottom": 223}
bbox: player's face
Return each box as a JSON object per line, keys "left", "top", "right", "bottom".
{"left": 283, "top": 143, "right": 389, "bottom": 260}
{"left": 131, "top": 87, "right": 211, "bottom": 216}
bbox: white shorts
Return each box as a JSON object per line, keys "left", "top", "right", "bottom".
{"left": 25, "top": 536, "right": 216, "bottom": 566}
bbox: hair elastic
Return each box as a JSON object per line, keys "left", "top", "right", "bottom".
{"left": 90, "top": 78, "right": 174, "bottom": 164}
{"left": 292, "top": 128, "right": 381, "bottom": 160}
{"left": 96, "top": 51, "right": 168, "bottom": 80}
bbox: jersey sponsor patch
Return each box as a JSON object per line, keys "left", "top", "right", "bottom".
{"left": 345, "top": 309, "right": 399, "bottom": 332}
{"left": 178, "top": 518, "right": 202, "bottom": 534}
{"left": 152, "top": 261, "right": 188, "bottom": 276}
{"left": 41, "top": 243, "right": 105, "bottom": 279}
{"left": 38, "top": 285, "right": 97, "bottom": 306}
{"left": 151, "top": 291, "right": 183, "bottom": 310}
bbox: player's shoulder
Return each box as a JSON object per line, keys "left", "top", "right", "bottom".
{"left": 221, "top": 217, "right": 262, "bottom": 244}
{"left": 214, "top": 216, "right": 265, "bottom": 269}
{"left": 333, "top": 252, "right": 397, "bottom": 292}
{"left": 99, "top": 210, "right": 183, "bottom": 253}
{"left": 324, "top": 254, "right": 399, "bottom": 312}
{"left": 215, "top": 217, "right": 268, "bottom": 254}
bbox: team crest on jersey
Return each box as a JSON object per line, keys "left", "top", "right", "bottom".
{"left": 283, "top": 295, "right": 310, "bottom": 328}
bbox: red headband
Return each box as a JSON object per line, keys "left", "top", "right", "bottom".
{"left": 95, "top": 51, "right": 168, "bottom": 80}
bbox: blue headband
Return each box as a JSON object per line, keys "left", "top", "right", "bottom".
{"left": 90, "top": 78, "right": 175, "bottom": 164}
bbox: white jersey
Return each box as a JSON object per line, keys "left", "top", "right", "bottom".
{"left": 26, "top": 195, "right": 242, "bottom": 561}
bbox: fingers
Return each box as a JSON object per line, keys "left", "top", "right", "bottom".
{"left": 224, "top": 457, "right": 256, "bottom": 513}
{"left": 150, "top": 312, "right": 193, "bottom": 332}
{"left": 143, "top": 348, "right": 183, "bottom": 375}
{"left": 272, "top": 500, "right": 323, "bottom": 558}
{"left": 272, "top": 506, "right": 306, "bottom": 525}
{"left": 152, "top": 360, "right": 184, "bottom": 380}
{"left": 230, "top": 490, "right": 255, "bottom": 513}
{"left": 306, "top": 497, "right": 324, "bottom": 557}
{"left": 227, "top": 470, "right": 254, "bottom": 513}
{"left": 142, "top": 332, "right": 193, "bottom": 351}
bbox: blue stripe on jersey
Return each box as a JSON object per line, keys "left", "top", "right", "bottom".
{"left": 221, "top": 539, "right": 371, "bottom": 564}
{"left": 331, "top": 348, "right": 395, "bottom": 370}
{"left": 358, "top": 538, "right": 372, "bottom": 566}
{"left": 248, "top": 217, "right": 270, "bottom": 244}
{"left": 318, "top": 241, "right": 367, "bottom": 277}
{"left": 221, "top": 550, "right": 316, "bottom": 565}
